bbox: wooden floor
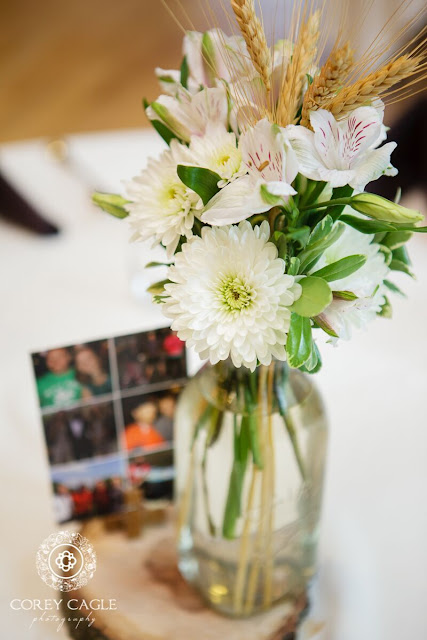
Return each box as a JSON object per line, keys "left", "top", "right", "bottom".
{"left": 0, "top": 0, "right": 205, "bottom": 142}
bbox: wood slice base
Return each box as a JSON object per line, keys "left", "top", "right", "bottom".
{"left": 64, "top": 513, "right": 308, "bottom": 640}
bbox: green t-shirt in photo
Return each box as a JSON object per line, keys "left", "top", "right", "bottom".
{"left": 37, "top": 369, "right": 83, "bottom": 408}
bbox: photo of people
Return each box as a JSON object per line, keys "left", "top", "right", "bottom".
{"left": 32, "top": 326, "right": 187, "bottom": 523}
{"left": 51, "top": 455, "right": 126, "bottom": 523}
{"left": 128, "top": 450, "right": 174, "bottom": 501}
{"left": 32, "top": 339, "right": 112, "bottom": 409}
{"left": 116, "top": 328, "right": 186, "bottom": 390}
{"left": 121, "top": 388, "right": 181, "bottom": 452}
{"left": 43, "top": 401, "right": 117, "bottom": 464}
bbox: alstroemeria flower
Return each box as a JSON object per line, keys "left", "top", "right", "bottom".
{"left": 146, "top": 86, "right": 229, "bottom": 143}
{"left": 184, "top": 29, "right": 252, "bottom": 88}
{"left": 202, "top": 119, "right": 298, "bottom": 226}
{"left": 154, "top": 29, "right": 252, "bottom": 97}
{"left": 286, "top": 106, "right": 397, "bottom": 191}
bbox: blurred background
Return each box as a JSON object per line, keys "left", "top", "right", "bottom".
{"left": 1, "top": 0, "right": 425, "bottom": 143}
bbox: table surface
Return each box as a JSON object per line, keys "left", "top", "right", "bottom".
{"left": 0, "top": 129, "right": 426, "bottom": 640}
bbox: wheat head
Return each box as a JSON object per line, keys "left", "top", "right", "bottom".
{"left": 326, "top": 54, "right": 423, "bottom": 117}
{"left": 276, "top": 10, "right": 320, "bottom": 127}
{"left": 231, "top": 0, "right": 272, "bottom": 93}
{"left": 301, "top": 42, "right": 354, "bottom": 128}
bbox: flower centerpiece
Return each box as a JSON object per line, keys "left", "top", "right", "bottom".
{"left": 93, "top": 0, "right": 426, "bottom": 619}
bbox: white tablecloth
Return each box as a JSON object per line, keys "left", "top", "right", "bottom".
{"left": 0, "top": 129, "right": 426, "bottom": 640}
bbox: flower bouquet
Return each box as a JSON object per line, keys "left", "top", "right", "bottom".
{"left": 94, "top": 0, "right": 426, "bottom": 618}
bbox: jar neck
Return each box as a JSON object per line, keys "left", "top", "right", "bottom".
{"left": 199, "top": 358, "right": 292, "bottom": 416}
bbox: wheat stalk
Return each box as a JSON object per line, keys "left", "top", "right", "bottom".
{"left": 326, "top": 54, "right": 423, "bottom": 117}
{"left": 231, "top": 0, "right": 272, "bottom": 93}
{"left": 276, "top": 10, "right": 320, "bottom": 127}
{"left": 300, "top": 42, "right": 354, "bottom": 128}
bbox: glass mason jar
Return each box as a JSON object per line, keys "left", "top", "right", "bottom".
{"left": 175, "top": 358, "right": 328, "bottom": 617}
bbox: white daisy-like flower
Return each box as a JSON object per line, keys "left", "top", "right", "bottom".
{"left": 202, "top": 119, "right": 298, "bottom": 226}
{"left": 125, "top": 141, "right": 202, "bottom": 258}
{"left": 162, "top": 220, "right": 302, "bottom": 371}
{"left": 187, "top": 124, "right": 246, "bottom": 184}
{"left": 286, "top": 106, "right": 396, "bottom": 192}
{"left": 313, "top": 224, "right": 389, "bottom": 340}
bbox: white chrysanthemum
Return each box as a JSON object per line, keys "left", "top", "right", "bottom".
{"left": 313, "top": 224, "right": 389, "bottom": 340}
{"left": 162, "top": 220, "right": 301, "bottom": 371}
{"left": 188, "top": 125, "right": 245, "bottom": 184}
{"left": 125, "top": 141, "right": 202, "bottom": 257}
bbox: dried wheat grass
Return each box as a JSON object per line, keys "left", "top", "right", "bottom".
{"left": 231, "top": 0, "right": 272, "bottom": 93}
{"left": 276, "top": 10, "right": 320, "bottom": 127}
{"left": 326, "top": 53, "right": 424, "bottom": 117}
{"left": 301, "top": 42, "right": 354, "bottom": 127}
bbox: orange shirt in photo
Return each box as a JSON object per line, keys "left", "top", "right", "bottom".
{"left": 122, "top": 423, "right": 165, "bottom": 451}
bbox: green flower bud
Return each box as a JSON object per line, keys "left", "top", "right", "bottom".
{"left": 148, "top": 101, "right": 190, "bottom": 142}
{"left": 92, "top": 192, "right": 129, "bottom": 219}
{"left": 350, "top": 193, "right": 423, "bottom": 224}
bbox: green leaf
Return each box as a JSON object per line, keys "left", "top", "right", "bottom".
{"left": 382, "top": 230, "right": 413, "bottom": 250}
{"left": 92, "top": 192, "right": 129, "bottom": 219}
{"left": 286, "top": 226, "right": 311, "bottom": 248}
{"left": 378, "top": 245, "right": 392, "bottom": 266}
{"left": 177, "top": 165, "right": 221, "bottom": 205}
{"left": 384, "top": 279, "right": 405, "bottom": 296}
{"left": 373, "top": 231, "right": 388, "bottom": 244}
{"left": 341, "top": 214, "right": 397, "bottom": 234}
{"left": 298, "top": 221, "right": 345, "bottom": 273}
{"left": 392, "top": 245, "right": 411, "bottom": 266}
{"left": 326, "top": 185, "right": 354, "bottom": 220}
{"left": 202, "top": 32, "right": 216, "bottom": 85}
{"left": 147, "top": 279, "right": 171, "bottom": 295}
{"left": 180, "top": 56, "right": 189, "bottom": 89}
{"left": 143, "top": 98, "right": 178, "bottom": 145}
{"left": 222, "top": 416, "right": 250, "bottom": 539}
{"left": 222, "top": 462, "right": 243, "bottom": 538}
{"left": 307, "top": 214, "right": 334, "bottom": 246}
{"left": 288, "top": 257, "right": 300, "bottom": 276}
{"left": 290, "top": 276, "right": 332, "bottom": 317}
{"left": 378, "top": 296, "right": 392, "bottom": 318}
{"left": 333, "top": 290, "right": 358, "bottom": 301}
{"left": 271, "top": 231, "right": 287, "bottom": 259}
{"left": 389, "top": 259, "right": 414, "bottom": 277}
{"left": 191, "top": 404, "right": 214, "bottom": 448}
{"left": 238, "top": 416, "right": 251, "bottom": 465}
{"left": 206, "top": 407, "right": 223, "bottom": 446}
{"left": 286, "top": 313, "right": 313, "bottom": 368}
{"left": 300, "top": 341, "right": 322, "bottom": 373}
{"left": 152, "top": 120, "right": 177, "bottom": 145}
{"left": 311, "top": 254, "right": 367, "bottom": 282}
{"left": 332, "top": 213, "right": 427, "bottom": 235}
{"left": 145, "top": 261, "right": 172, "bottom": 268}
{"left": 244, "top": 388, "right": 263, "bottom": 469}
{"left": 260, "top": 183, "right": 284, "bottom": 206}
{"left": 309, "top": 180, "right": 327, "bottom": 203}
{"left": 275, "top": 383, "right": 306, "bottom": 480}
{"left": 299, "top": 179, "right": 327, "bottom": 207}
